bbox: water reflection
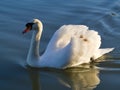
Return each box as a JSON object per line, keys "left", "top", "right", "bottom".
{"left": 27, "top": 65, "right": 100, "bottom": 90}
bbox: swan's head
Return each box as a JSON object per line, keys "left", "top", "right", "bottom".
{"left": 22, "top": 19, "right": 43, "bottom": 34}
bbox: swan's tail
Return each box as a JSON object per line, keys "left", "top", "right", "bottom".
{"left": 92, "top": 48, "right": 114, "bottom": 60}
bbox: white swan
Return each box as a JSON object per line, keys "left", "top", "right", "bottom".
{"left": 22, "top": 19, "right": 114, "bottom": 69}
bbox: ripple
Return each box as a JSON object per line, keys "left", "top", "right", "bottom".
{"left": 97, "top": 60, "right": 120, "bottom": 71}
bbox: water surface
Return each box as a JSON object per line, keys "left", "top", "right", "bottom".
{"left": 0, "top": 0, "right": 120, "bottom": 90}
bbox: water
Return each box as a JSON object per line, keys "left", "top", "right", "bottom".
{"left": 0, "top": 0, "right": 120, "bottom": 90}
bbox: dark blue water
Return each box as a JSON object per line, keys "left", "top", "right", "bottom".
{"left": 0, "top": 0, "right": 120, "bottom": 90}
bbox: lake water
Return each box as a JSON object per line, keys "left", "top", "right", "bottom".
{"left": 0, "top": 0, "right": 120, "bottom": 90}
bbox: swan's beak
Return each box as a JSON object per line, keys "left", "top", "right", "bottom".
{"left": 22, "top": 26, "right": 31, "bottom": 34}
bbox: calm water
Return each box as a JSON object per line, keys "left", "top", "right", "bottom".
{"left": 0, "top": 0, "right": 120, "bottom": 90}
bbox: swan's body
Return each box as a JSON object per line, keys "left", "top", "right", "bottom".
{"left": 23, "top": 19, "right": 114, "bottom": 69}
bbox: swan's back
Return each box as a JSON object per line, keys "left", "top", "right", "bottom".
{"left": 45, "top": 25, "right": 101, "bottom": 53}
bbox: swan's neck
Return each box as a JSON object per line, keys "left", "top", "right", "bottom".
{"left": 27, "top": 22, "right": 43, "bottom": 65}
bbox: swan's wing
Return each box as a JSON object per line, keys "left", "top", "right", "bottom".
{"left": 48, "top": 25, "right": 102, "bottom": 67}
{"left": 45, "top": 25, "right": 89, "bottom": 53}
{"left": 54, "top": 25, "right": 89, "bottom": 49}
{"left": 92, "top": 48, "right": 114, "bottom": 60}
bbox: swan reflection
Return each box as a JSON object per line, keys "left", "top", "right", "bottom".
{"left": 27, "top": 65, "right": 100, "bottom": 90}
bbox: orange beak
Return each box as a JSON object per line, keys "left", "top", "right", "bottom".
{"left": 22, "top": 26, "right": 31, "bottom": 34}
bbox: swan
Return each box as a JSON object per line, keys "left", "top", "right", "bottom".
{"left": 22, "top": 19, "right": 114, "bottom": 69}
